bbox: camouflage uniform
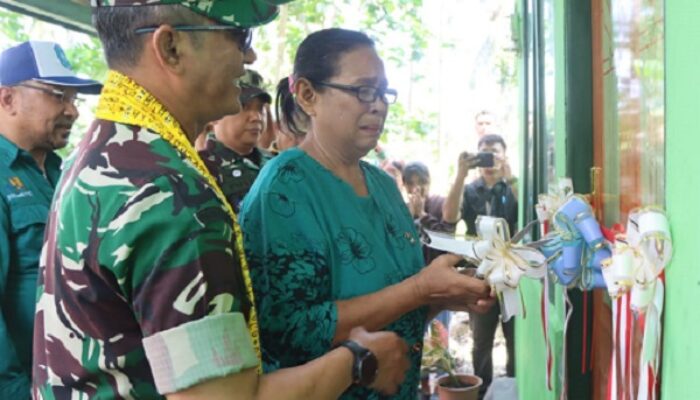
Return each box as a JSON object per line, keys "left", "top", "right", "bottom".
{"left": 200, "top": 133, "right": 273, "bottom": 212}
{"left": 32, "top": 72, "right": 259, "bottom": 399}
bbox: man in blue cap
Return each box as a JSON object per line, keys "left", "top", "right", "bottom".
{"left": 0, "top": 40, "right": 102, "bottom": 400}
{"left": 32, "top": 2, "right": 410, "bottom": 400}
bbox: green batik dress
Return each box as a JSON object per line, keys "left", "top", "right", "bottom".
{"left": 240, "top": 147, "right": 427, "bottom": 400}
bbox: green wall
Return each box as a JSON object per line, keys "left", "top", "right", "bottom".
{"left": 661, "top": 0, "right": 700, "bottom": 398}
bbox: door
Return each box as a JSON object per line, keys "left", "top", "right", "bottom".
{"left": 590, "top": 0, "right": 665, "bottom": 398}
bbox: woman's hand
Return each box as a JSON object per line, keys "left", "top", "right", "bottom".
{"left": 412, "top": 254, "right": 493, "bottom": 308}
{"left": 407, "top": 188, "right": 426, "bottom": 219}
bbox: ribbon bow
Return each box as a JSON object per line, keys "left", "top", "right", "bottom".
{"left": 536, "top": 178, "right": 574, "bottom": 225}
{"left": 472, "top": 217, "right": 548, "bottom": 321}
{"left": 601, "top": 208, "right": 671, "bottom": 400}
{"left": 540, "top": 195, "right": 610, "bottom": 289}
{"left": 420, "top": 218, "right": 547, "bottom": 321}
{"left": 601, "top": 208, "right": 672, "bottom": 305}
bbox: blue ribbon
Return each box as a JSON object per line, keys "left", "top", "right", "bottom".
{"left": 541, "top": 196, "right": 610, "bottom": 290}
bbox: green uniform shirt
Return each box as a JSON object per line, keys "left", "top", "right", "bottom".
{"left": 239, "top": 148, "right": 427, "bottom": 400}
{"left": 199, "top": 133, "right": 272, "bottom": 212}
{"left": 32, "top": 120, "right": 259, "bottom": 400}
{"left": 0, "top": 133, "right": 61, "bottom": 400}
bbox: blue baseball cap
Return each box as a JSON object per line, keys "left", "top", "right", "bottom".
{"left": 0, "top": 41, "right": 102, "bottom": 94}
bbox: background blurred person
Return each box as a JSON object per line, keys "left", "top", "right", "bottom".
{"left": 199, "top": 69, "right": 274, "bottom": 211}
{"left": 442, "top": 133, "right": 517, "bottom": 398}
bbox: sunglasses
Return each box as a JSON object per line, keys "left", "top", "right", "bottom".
{"left": 134, "top": 25, "right": 253, "bottom": 52}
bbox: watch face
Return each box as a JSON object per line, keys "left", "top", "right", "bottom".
{"left": 359, "top": 352, "right": 378, "bottom": 386}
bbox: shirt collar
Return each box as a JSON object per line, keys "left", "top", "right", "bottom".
{"left": 0, "top": 133, "right": 62, "bottom": 171}
{"left": 474, "top": 177, "right": 488, "bottom": 192}
{"left": 205, "top": 133, "right": 264, "bottom": 162}
{"left": 0, "top": 133, "right": 21, "bottom": 167}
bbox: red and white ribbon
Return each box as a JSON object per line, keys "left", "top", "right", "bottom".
{"left": 602, "top": 208, "right": 672, "bottom": 400}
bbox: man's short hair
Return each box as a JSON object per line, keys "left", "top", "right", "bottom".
{"left": 402, "top": 161, "right": 430, "bottom": 185}
{"left": 478, "top": 133, "right": 507, "bottom": 151}
{"left": 92, "top": 5, "right": 210, "bottom": 68}
{"left": 474, "top": 109, "right": 494, "bottom": 121}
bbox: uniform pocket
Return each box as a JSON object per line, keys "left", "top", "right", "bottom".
{"left": 10, "top": 204, "right": 49, "bottom": 232}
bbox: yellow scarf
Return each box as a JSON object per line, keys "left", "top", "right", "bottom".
{"left": 95, "top": 70, "right": 261, "bottom": 364}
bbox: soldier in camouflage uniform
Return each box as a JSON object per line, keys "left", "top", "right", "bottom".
{"left": 32, "top": 1, "right": 410, "bottom": 399}
{"left": 199, "top": 69, "right": 274, "bottom": 212}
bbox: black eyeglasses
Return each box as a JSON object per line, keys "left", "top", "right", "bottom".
{"left": 134, "top": 25, "right": 253, "bottom": 52}
{"left": 15, "top": 83, "right": 83, "bottom": 106}
{"left": 312, "top": 81, "right": 398, "bottom": 104}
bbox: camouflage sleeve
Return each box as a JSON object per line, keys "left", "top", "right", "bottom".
{"left": 240, "top": 166, "right": 337, "bottom": 369}
{"left": 0, "top": 196, "right": 31, "bottom": 399}
{"left": 92, "top": 174, "right": 258, "bottom": 392}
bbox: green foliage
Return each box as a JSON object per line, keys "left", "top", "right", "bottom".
{"left": 251, "top": 0, "right": 433, "bottom": 146}
{"left": 0, "top": 10, "right": 107, "bottom": 80}
{"left": 0, "top": 10, "right": 30, "bottom": 42}
{"left": 421, "top": 320, "right": 463, "bottom": 387}
{"left": 63, "top": 40, "right": 108, "bottom": 82}
{"left": 0, "top": 1, "right": 517, "bottom": 164}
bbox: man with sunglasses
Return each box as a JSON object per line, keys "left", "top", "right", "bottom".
{"left": 33, "top": 2, "right": 410, "bottom": 400}
{"left": 0, "top": 40, "right": 102, "bottom": 400}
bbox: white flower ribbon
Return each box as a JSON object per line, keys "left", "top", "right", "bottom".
{"left": 421, "top": 217, "right": 547, "bottom": 322}
{"left": 536, "top": 178, "right": 574, "bottom": 224}
{"left": 601, "top": 207, "right": 672, "bottom": 400}
{"left": 601, "top": 208, "right": 671, "bottom": 308}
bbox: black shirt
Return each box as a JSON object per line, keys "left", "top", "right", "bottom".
{"left": 461, "top": 177, "right": 518, "bottom": 237}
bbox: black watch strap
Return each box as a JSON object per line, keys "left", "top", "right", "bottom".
{"left": 339, "top": 340, "right": 378, "bottom": 387}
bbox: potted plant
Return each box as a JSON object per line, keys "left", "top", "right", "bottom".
{"left": 421, "top": 320, "right": 482, "bottom": 400}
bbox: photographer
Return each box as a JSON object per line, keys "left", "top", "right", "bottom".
{"left": 442, "top": 133, "right": 517, "bottom": 398}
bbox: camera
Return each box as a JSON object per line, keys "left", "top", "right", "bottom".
{"left": 473, "top": 152, "right": 495, "bottom": 168}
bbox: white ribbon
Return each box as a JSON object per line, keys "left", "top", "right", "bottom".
{"left": 601, "top": 207, "right": 672, "bottom": 400}
{"left": 601, "top": 208, "right": 671, "bottom": 307}
{"left": 536, "top": 178, "right": 574, "bottom": 223}
{"left": 422, "top": 217, "right": 547, "bottom": 321}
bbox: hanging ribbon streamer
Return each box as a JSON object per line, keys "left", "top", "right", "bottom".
{"left": 421, "top": 217, "right": 547, "bottom": 321}
{"left": 601, "top": 207, "right": 672, "bottom": 400}
{"left": 536, "top": 178, "right": 574, "bottom": 392}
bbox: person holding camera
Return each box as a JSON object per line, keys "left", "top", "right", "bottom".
{"left": 442, "top": 133, "right": 517, "bottom": 398}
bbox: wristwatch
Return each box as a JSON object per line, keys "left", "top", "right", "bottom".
{"left": 340, "top": 340, "right": 378, "bottom": 387}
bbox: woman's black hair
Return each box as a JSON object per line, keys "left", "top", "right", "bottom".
{"left": 402, "top": 161, "right": 431, "bottom": 186}
{"left": 276, "top": 28, "right": 375, "bottom": 136}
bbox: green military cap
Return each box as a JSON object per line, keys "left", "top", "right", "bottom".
{"left": 239, "top": 69, "right": 271, "bottom": 105}
{"left": 91, "top": 0, "right": 294, "bottom": 28}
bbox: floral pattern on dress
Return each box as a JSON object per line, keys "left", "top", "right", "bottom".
{"left": 337, "top": 227, "right": 376, "bottom": 274}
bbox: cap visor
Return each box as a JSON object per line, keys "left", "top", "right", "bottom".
{"left": 241, "top": 90, "right": 272, "bottom": 105}
{"left": 35, "top": 76, "right": 102, "bottom": 94}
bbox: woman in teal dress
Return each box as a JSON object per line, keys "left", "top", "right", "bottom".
{"left": 239, "top": 28, "right": 494, "bottom": 399}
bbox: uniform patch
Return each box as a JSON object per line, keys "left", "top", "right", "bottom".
{"left": 9, "top": 176, "right": 25, "bottom": 190}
